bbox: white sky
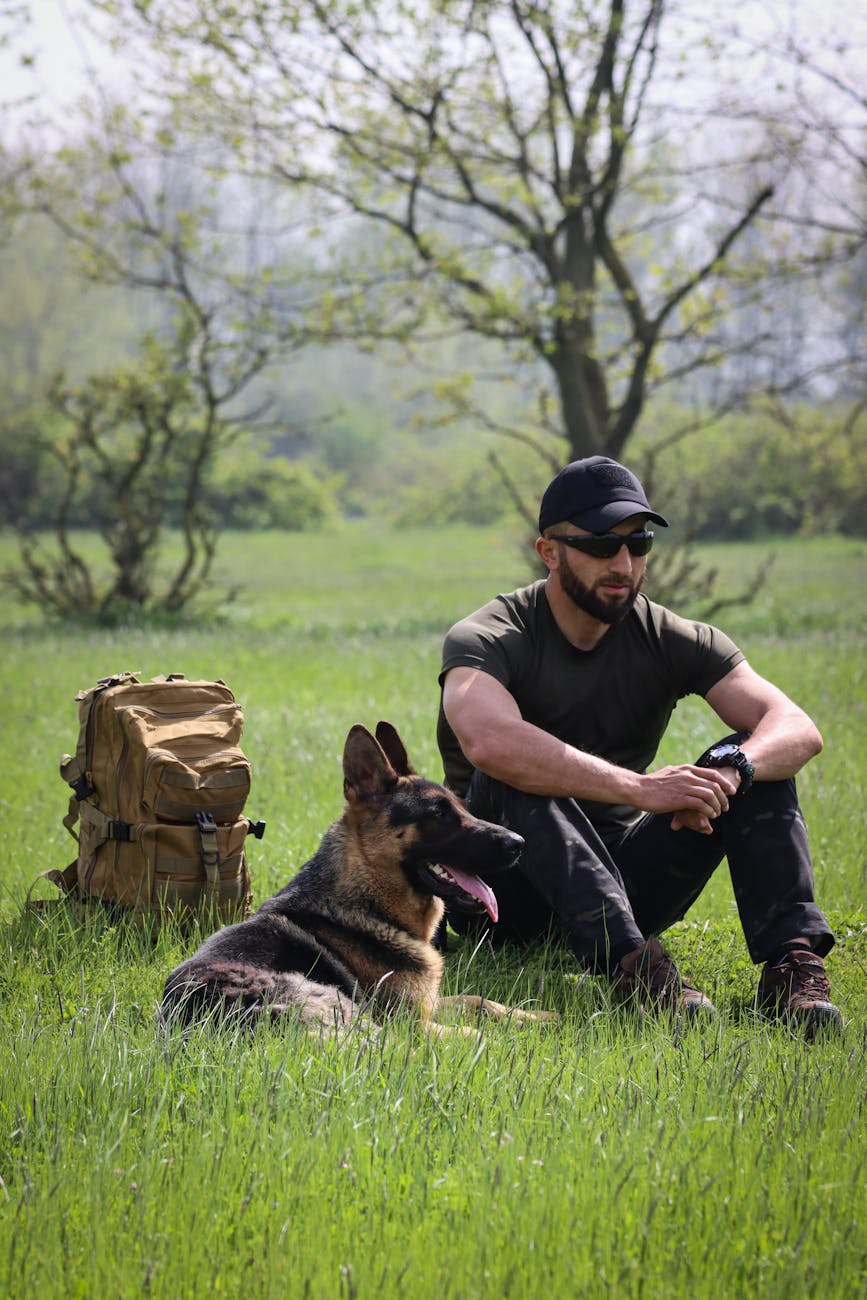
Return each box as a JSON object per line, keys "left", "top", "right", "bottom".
{"left": 1, "top": 0, "right": 118, "bottom": 124}
{"left": 3, "top": 0, "right": 865, "bottom": 136}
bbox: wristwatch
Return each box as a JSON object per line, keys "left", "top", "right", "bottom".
{"left": 698, "top": 741, "right": 755, "bottom": 795}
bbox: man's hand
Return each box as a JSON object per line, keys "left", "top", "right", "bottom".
{"left": 670, "top": 809, "right": 715, "bottom": 834}
{"left": 670, "top": 765, "right": 741, "bottom": 833}
{"left": 636, "top": 764, "right": 738, "bottom": 834}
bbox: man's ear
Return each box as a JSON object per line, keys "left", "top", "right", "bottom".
{"left": 342, "top": 725, "right": 397, "bottom": 802}
{"left": 536, "top": 534, "right": 559, "bottom": 573}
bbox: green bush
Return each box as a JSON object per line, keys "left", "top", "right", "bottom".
{"left": 636, "top": 402, "right": 867, "bottom": 539}
{"left": 371, "top": 434, "right": 542, "bottom": 527}
{"left": 0, "top": 408, "right": 343, "bottom": 535}
{"left": 207, "top": 449, "right": 342, "bottom": 530}
{"left": 0, "top": 404, "right": 74, "bottom": 529}
{"left": 388, "top": 459, "right": 512, "bottom": 526}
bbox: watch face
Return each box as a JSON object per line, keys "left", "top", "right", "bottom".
{"left": 711, "top": 743, "right": 740, "bottom": 760}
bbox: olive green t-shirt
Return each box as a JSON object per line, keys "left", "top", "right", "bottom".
{"left": 437, "top": 581, "right": 744, "bottom": 833}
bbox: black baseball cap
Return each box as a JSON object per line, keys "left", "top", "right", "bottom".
{"left": 538, "top": 456, "right": 669, "bottom": 534}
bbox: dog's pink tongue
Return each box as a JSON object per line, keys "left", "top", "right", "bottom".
{"left": 443, "top": 866, "right": 498, "bottom": 923}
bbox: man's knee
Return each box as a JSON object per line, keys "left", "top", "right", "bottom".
{"left": 723, "top": 775, "right": 803, "bottom": 831}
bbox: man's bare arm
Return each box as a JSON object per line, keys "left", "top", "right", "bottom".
{"left": 669, "top": 661, "right": 823, "bottom": 833}
{"left": 704, "top": 661, "right": 823, "bottom": 780}
{"left": 442, "top": 666, "right": 737, "bottom": 820}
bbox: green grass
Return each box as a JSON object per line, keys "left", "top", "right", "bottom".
{"left": 1, "top": 525, "right": 865, "bottom": 1298}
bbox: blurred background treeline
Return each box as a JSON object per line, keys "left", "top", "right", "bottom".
{"left": 1, "top": 2, "right": 866, "bottom": 619}
{"left": 4, "top": 222, "right": 864, "bottom": 540}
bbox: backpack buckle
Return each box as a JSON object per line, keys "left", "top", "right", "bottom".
{"left": 70, "top": 774, "right": 96, "bottom": 801}
{"left": 195, "top": 811, "right": 220, "bottom": 881}
{"left": 106, "top": 820, "right": 133, "bottom": 842}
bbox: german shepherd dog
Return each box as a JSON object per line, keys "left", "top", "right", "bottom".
{"left": 161, "top": 722, "right": 554, "bottom": 1036}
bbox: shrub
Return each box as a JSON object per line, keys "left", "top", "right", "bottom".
{"left": 209, "top": 450, "right": 341, "bottom": 531}
{"left": 635, "top": 402, "right": 867, "bottom": 539}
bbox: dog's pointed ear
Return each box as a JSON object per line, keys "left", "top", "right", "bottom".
{"left": 343, "top": 725, "right": 397, "bottom": 802}
{"left": 374, "top": 721, "right": 415, "bottom": 776}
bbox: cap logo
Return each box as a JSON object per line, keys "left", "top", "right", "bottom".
{"left": 588, "top": 462, "right": 637, "bottom": 491}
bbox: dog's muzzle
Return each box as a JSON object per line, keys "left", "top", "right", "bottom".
{"left": 411, "top": 861, "right": 501, "bottom": 922}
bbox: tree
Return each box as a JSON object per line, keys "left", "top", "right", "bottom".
{"left": 108, "top": 0, "right": 813, "bottom": 472}
{"left": 6, "top": 1, "right": 865, "bottom": 607}
{"left": 1, "top": 97, "right": 326, "bottom": 618}
{"left": 5, "top": 322, "right": 239, "bottom": 620}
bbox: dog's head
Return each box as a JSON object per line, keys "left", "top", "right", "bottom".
{"left": 342, "top": 721, "right": 523, "bottom": 923}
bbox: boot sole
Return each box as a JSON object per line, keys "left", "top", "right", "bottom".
{"left": 759, "top": 1000, "right": 844, "bottom": 1036}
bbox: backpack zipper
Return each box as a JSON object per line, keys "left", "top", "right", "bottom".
{"left": 117, "top": 703, "right": 239, "bottom": 722}
{"left": 143, "top": 747, "right": 250, "bottom": 778}
{"left": 112, "top": 725, "right": 131, "bottom": 876}
{"left": 82, "top": 690, "right": 116, "bottom": 893}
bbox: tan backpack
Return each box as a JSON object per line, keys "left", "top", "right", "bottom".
{"left": 38, "top": 673, "right": 263, "bottom": 925}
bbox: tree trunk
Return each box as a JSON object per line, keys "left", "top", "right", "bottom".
{"left": 552, "top": 340, "right": 611, "bottom": 460}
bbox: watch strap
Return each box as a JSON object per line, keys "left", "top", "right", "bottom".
{"left": 697, "top": 744, "right": 755, "bottom": 795}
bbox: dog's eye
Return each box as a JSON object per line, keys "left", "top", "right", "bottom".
{"left": 433, "top": 799, "right": 458, "bottom": 822}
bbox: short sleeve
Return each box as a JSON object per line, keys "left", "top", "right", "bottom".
{"left": 439, "top": 590, "right": 535, "bottom": 690}
{"left": 657, "top": 608, "right": 745, "bottom": 698}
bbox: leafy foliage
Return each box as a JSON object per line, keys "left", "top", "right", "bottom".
{"left": 3, "top": 332, "right": 225, "bottom": 621}
{"left": 636, "top": 399, "right": 867, "bottom": 540}
{"left": 209, "top": 444, "right": 341, "bottom": 531}
{"left": 114, "top": 0, "right": 790, "bottom": 462}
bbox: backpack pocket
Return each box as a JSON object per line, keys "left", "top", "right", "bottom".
{"left": 115, "top": 700, "right": 250, "bottom": 823}
{"left": 117, "top": 700, "right": 244, "bottom": 751}
{"left": 142, "top": 748, "right": 252, "bottom": 822}
{"left": 139, "top": 819, "right": 252, "bottom": 921}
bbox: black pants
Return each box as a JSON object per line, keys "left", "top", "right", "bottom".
{"left": 457, "top": 766, "right": 834, "bottom": 974}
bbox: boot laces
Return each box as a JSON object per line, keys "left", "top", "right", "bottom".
{"left": 777, "top": 950, "right": 831, "bottom": 999}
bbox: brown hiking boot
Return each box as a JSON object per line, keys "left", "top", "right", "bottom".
{"left": 611, "top": 938, "right": 717, "bottom": 1018}
{"left": 757, "top": 947, "right": 843, "bottom": 1032}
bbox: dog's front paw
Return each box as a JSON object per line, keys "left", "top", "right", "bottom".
{"left": 506, "top": 1006, "right": 560, "bottom": 1026}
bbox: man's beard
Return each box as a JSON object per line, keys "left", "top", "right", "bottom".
{"left": 559, "top": 556, "right": 644, "bottom": 624}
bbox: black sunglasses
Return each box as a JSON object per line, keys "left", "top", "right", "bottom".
{"left": 548, "top": 530, "right": 655, "bottom": 559}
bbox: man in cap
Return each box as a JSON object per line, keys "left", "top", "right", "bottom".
{"left": 437, "top": 456, "right": 841, "bottom": 1029}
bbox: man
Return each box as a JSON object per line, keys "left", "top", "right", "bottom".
{"left": 437, "top": 456, "right": 841, "bottom": 1029}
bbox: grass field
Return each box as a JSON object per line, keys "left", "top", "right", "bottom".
{"left": 0, "top": 525, "right": 865, "bottom": 1298}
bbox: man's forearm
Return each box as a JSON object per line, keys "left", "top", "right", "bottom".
{"left": 704, "top": 664, "right": 823, "bottom": 781}
{"left": 739, "top": 709, "right": 823, "bottom": 781}
{"left": 443, "top": 667, "right": 736, "bottom": 819}
{"left": 457, "top": 719, "right": 736, "bottom": 820}
{"left": 457, "top": 719, "right": 641, "bottom": 803}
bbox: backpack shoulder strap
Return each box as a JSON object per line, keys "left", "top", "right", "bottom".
{"left": 60, "top": 672, "right": 142, "bottom": 807}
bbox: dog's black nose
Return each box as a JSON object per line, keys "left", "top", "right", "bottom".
{"left": 502, "top": 829, "right": 525, "bottom": 864}
{"left": 469, "top": 818, "right": 526, "bottom": 880}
